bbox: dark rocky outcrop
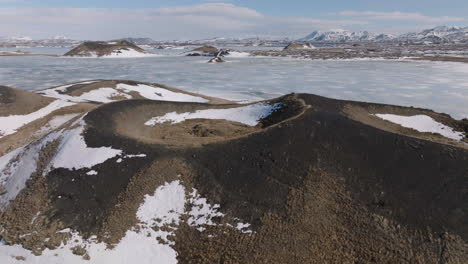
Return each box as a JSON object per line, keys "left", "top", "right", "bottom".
{"left": 283, "top": 42, "right": 315, "bottom": 50}
{"left": 63, "top": 40, "right": 150, "bottom": 57}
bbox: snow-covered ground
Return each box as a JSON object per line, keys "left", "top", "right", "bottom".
{"left": 0, "top": 100, "right": 75, "bottom": 138}
{"left": 39, "top": 82, "right": 208, "bottom": 104}
{"left": 106, "top": 48, "right": 157, "bottom": 58}
{"left": 33, "top": 114, "right": 80, "bottom": 136}
{"left": 224, "top": 51, "right": 250, "bottom": 58}
{"left": 117, "top": 84, "right": 208, "bottom": 102}
{"left": 0, "top": 132, "right": 63, "bottom": 208}
{"left": 375, "top": 114, "right": 465, "bottom": 140}
{"left": 67, "top": 48, "right": 157, "bottom": 58}
{"left": 50, "top": 121, "right": 122, "bottom": 170}
{"left": 145, "top": 103, "right": 281, "bottom": 126}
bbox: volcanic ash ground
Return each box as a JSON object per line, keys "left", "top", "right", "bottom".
{"left": 0, "top": 80, "right": 467, "bottom": 263}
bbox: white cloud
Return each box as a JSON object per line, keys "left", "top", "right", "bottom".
{"left": 334, "top": 11, "right": 465, "bottom": 23}
{"left": 154, "top": 3, "right": 263, "bottom": 19}
{"left": 0, "top": 4, "right": 465, "bottom": 40}
{"left": 0, "top": 4, "right": 372, "bottom": 39}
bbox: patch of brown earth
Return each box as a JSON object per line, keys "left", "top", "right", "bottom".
{"left": 113, "top": 95, "right": 305, "bottom": 147}
{"left": 135, "top": 119, "right": 259, "bottom": 147}
{"left": 0, "top": 86, "right": 54, "bottom": 116}
{"left": 343, "top": 104, "right": 468, "bottom": 148}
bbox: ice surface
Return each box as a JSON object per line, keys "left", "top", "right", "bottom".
{"left": 2, "top": 54, "right": 467, "bottom": 119}
{"left": 145, "top": 103, "right": 281, "bottom": 126}
{"left": 375, "top": 114, "right": 465, "bottom": 140}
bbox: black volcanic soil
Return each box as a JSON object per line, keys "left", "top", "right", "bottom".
{"left": 1, "top": 93, "right": 467, "bottom": 263}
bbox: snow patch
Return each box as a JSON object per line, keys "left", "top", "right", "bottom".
{"left": 50, "top": 121, "right": 122, "bottom": 170}
{"left": 40, "top": 87, "right": 131, "bottom": 104}
{"left": 0, "top": 180, "right": 253, "bottom": 263}
{"left": 188, "top": 189, "right": 224, "bottom": 227}
{"left": 375, "top": 114, "right": 465, "bottom": 140}
{"left": 0, "top": 132, "right": 62, "bottom": 209}
{"left": 105, "top": 48, "right": 155, "bottom": 58}
{"left": 86, "top": 170, "right": 98, "bottom": 176}
{"left": 225, "top": 51, "right": 250, "bottom": 58}
{"left": 0, "top": 182, "right": 183, "bottom": 263}
{"left": 0, "top": 100, "right": 75, "bottom": 138}
{"left": 40, "top": 83, "right": 207, "bottom": 104}
{"left": 124, "top": 154, "right": 147, "bottom": 158}
{"left": 117, "top": 84, "right": 208, "bottom": 103}
{"left": 34, "top": 113, "right": 81, "bottom": 137}
{"left": 145, "top": 103, "right": 282, "bottom": 127}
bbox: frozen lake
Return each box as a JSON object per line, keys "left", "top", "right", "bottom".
{"left": 1, "top": 50, "right": 467, "bottom": 119}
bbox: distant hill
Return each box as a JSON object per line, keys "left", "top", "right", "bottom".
{"left": 298, "top": 26, "right": 468, "bottom": 43}
{"left": 399, "top": 26, "right": 468, "bottom": 43}
{"left": 298, "top": 29, "right": 395, "bottom": 42}
{"left": 63, "top": 40, "right": 153, "bottom": 57}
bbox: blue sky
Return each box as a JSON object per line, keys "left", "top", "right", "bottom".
{"left": 0, "top": 1, "right": 467, "bottom": 39}
{"left": 3, "top": 0, "right": 468, "bottom": 17}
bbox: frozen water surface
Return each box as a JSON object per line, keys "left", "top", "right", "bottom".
{"left": 1, "top": 49, "right": 467, "bottom": 119}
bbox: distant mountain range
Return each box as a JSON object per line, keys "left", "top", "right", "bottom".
{"left": 298, "top": 26, "right": 468, "bottom": 43}
{"left": 0, "top": 36, "right": 80, "bottom": 47}
{"left": 1, "top": 26, "right": 468, "bottom": 47}
{"left": 398, "top": 26, "right": 468, "bottom": 43}
{"left": 298, "top": 29, "right": 396, "bottom": 42}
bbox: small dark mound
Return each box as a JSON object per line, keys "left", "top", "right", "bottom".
{"left": 283, "top": 42, "right": 315, "bottom": 50}
{"left": 64, "top": 40, "right": 148, "bottom": 57}
{"left": 192, "top": 45, "right": 219, "bottom": 53}
{"left": 0, "top": 86, "right": 15, "bottom": 104}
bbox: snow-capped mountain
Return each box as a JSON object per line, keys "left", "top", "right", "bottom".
{"left": 399, "top": 26, "right": 468, "bottom": 43}
{"left": 1, "top": 36, "right": 33, "bottom": 42}
{"left": 298, "top": 29, "right": 395, "bottom": 42}
{"left": 0, "top": 36, "right": 81, "bottom": 47}
{"left": 298, "top": 26, "right": 468, "bottom": 43}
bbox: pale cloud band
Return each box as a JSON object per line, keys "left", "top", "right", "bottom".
{"left": 333, "top": 10, "right": 465, "bottom": 23}
{"left": 0, "top": 3, "right": 465, "bottom": 39}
